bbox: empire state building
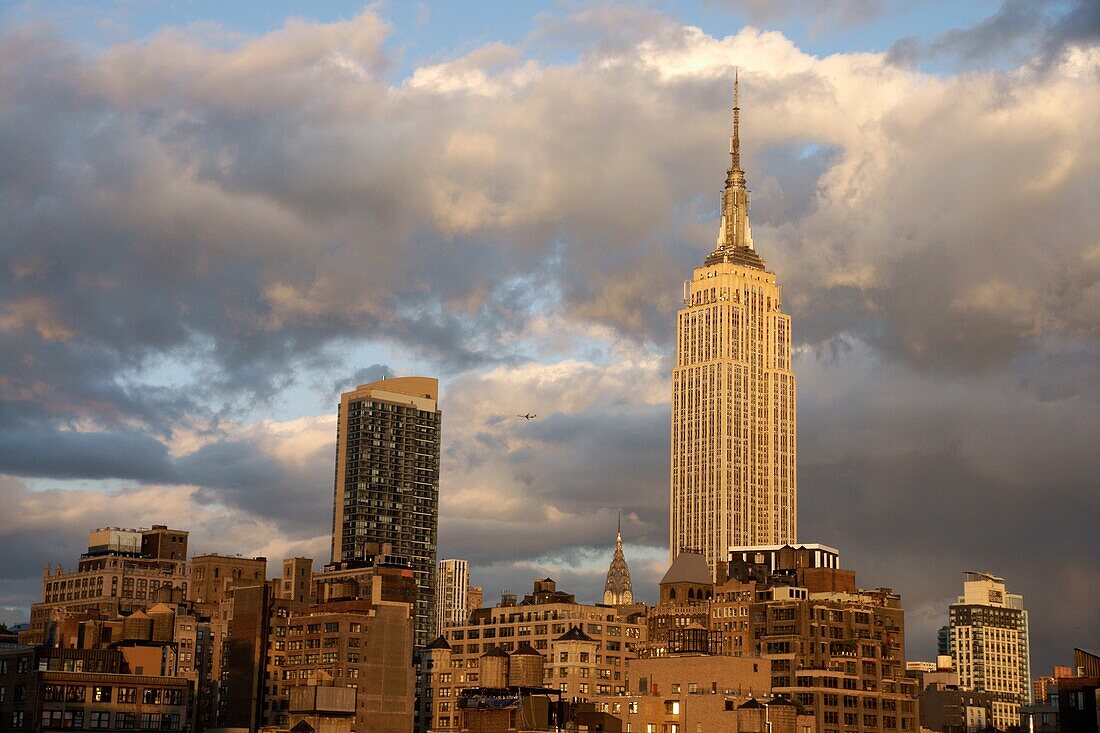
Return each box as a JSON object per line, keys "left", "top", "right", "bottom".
{"left": 670, "top": 77, "right": 797, "bottom": 575}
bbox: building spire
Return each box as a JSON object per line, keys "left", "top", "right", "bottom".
{"left": 730, "top": 68, "right": 741, "bottom": 173}
{"left": 603, "top": 513, "right": 633, "bottom": 606}
{"left": 704, "top": 69, "right": 764, "bottom": 268}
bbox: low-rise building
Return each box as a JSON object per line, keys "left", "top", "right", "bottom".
{"left": 279, "top": 558, "right": 316, "bottom": 605}
{"left": 590, "top": 654, "right": 809, "bottom": 733}
{"left": 637, "top": 545, "right": 918, "bottom": 733}
{"left": 917, "top": 682, "right": 997, "bottom": 733}
{"left": 0, "top": 644, "right": 191, "bottom": 731}
{"left": 29, "top": 526, "right": 191, "bottom": 644}
{"left": 188, "top": 553, "right": 267, "bottom": 608}
{"left": 1059, "top": 649, "right": 1100, "bottom": 733}
{"left": 268, "top": 600, "right": 415, "bottom": 733}
{"left": 438, "top": 578, "right": 646, "bottom": 698}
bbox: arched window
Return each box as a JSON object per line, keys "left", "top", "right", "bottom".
{"left": 669, "top": 588, "right": 676, "bottom": 600}
{"left": 688, "top": 588, "right": 695, "bottom": 600}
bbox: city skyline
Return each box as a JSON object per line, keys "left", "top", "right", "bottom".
{"left": 1, "top": 0, "right": 1098, "bottom": 684}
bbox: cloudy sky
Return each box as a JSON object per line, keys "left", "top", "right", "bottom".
{"left": 1, "top": 0, "right": 1097, "bottom": 673}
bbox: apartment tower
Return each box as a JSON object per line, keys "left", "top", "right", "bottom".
{"left": 332, "top": 376, "right": 442, "bottom": 647}
{"left": 670, "top": 76, "right": 797, "bottom": 574}
{"left": 948, "top": 571, "right": 1032, "bottom": 730}
{"left": 436, "top": 558, "right": 471, "bottom": 632}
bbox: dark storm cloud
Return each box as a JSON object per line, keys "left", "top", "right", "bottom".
{"left": 0, "top": 423, "right": 175, "bottom": 482}
{"left": 180, "top": 439, "right": 323, "bottom": 522}
{"left": 793, "top": 341, "right": 1100, "bottom": 672}
{"left": 887, "top": 0, "right": 1100, "bottom": 69}
{"left": 509, "top": 409, "right": 668, "bottom": 526}
{"left": 332, "top": 364, "right": 395, "bottom": 396}
{"left": 706, "top": 0, "right": 886, "bottom": 29}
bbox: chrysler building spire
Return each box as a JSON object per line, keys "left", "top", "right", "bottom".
{"left": 603, "top": 512, "right": 634, "bottom": 606}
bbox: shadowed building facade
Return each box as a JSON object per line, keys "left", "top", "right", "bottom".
{"left": 671, "top": 77, "right": 797, "bottom": 576}
{"left": 332, "top": 376, "right": 442, "bottom": 648}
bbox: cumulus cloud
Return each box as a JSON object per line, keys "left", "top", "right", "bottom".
{"left": 0, "top": 3, "right": 1097, "bottom": 671}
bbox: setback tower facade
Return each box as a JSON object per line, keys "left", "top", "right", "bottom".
{"left": 671, "top": 77, "right": 797, "bottom": 575}
{"left": 332, "top": 376, "right": 442, "bottom": 647}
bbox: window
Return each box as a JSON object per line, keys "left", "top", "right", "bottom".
{"left": 11, "top": 712, "right": 25, "bottom": 728}
{"left": 90, "top": 712, "right": 111, "bottom": 729}
{"left": 93, "top": 685, "right": 112, "bottom": 702}
{"left": 140, "top": 713, "right": 161, "bottom": 730}
{"left": 63, "top": 711, "right": 84, "bottom": 729}
{"left": 118, "top": 687, "right": 137, "bottom": 703}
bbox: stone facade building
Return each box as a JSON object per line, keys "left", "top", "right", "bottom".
{"left": 188, "top": 553, "right": 267, "bottom": 608}
{"left": 29, "top": 526, "right": 191, "bottom": 645}
{"left": 439, "top": 579, "right": 645, "bottom": 692}
{"left": 590, "top": 654, "right": 811, "bottom": 733}
{"left": 417, "top": 578, "right": 647, "bottom": 731}
{"left": 279, "top": 557, "right": 316, "bottom": 605}
{"left": 671, "top": 77, "right": 797, "bottom": 575}
{"left": 0, "top": 645, "right": 191, "bottom": 731}
{"left": 638, "top": 545, "right": 918, "bottom": 733}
